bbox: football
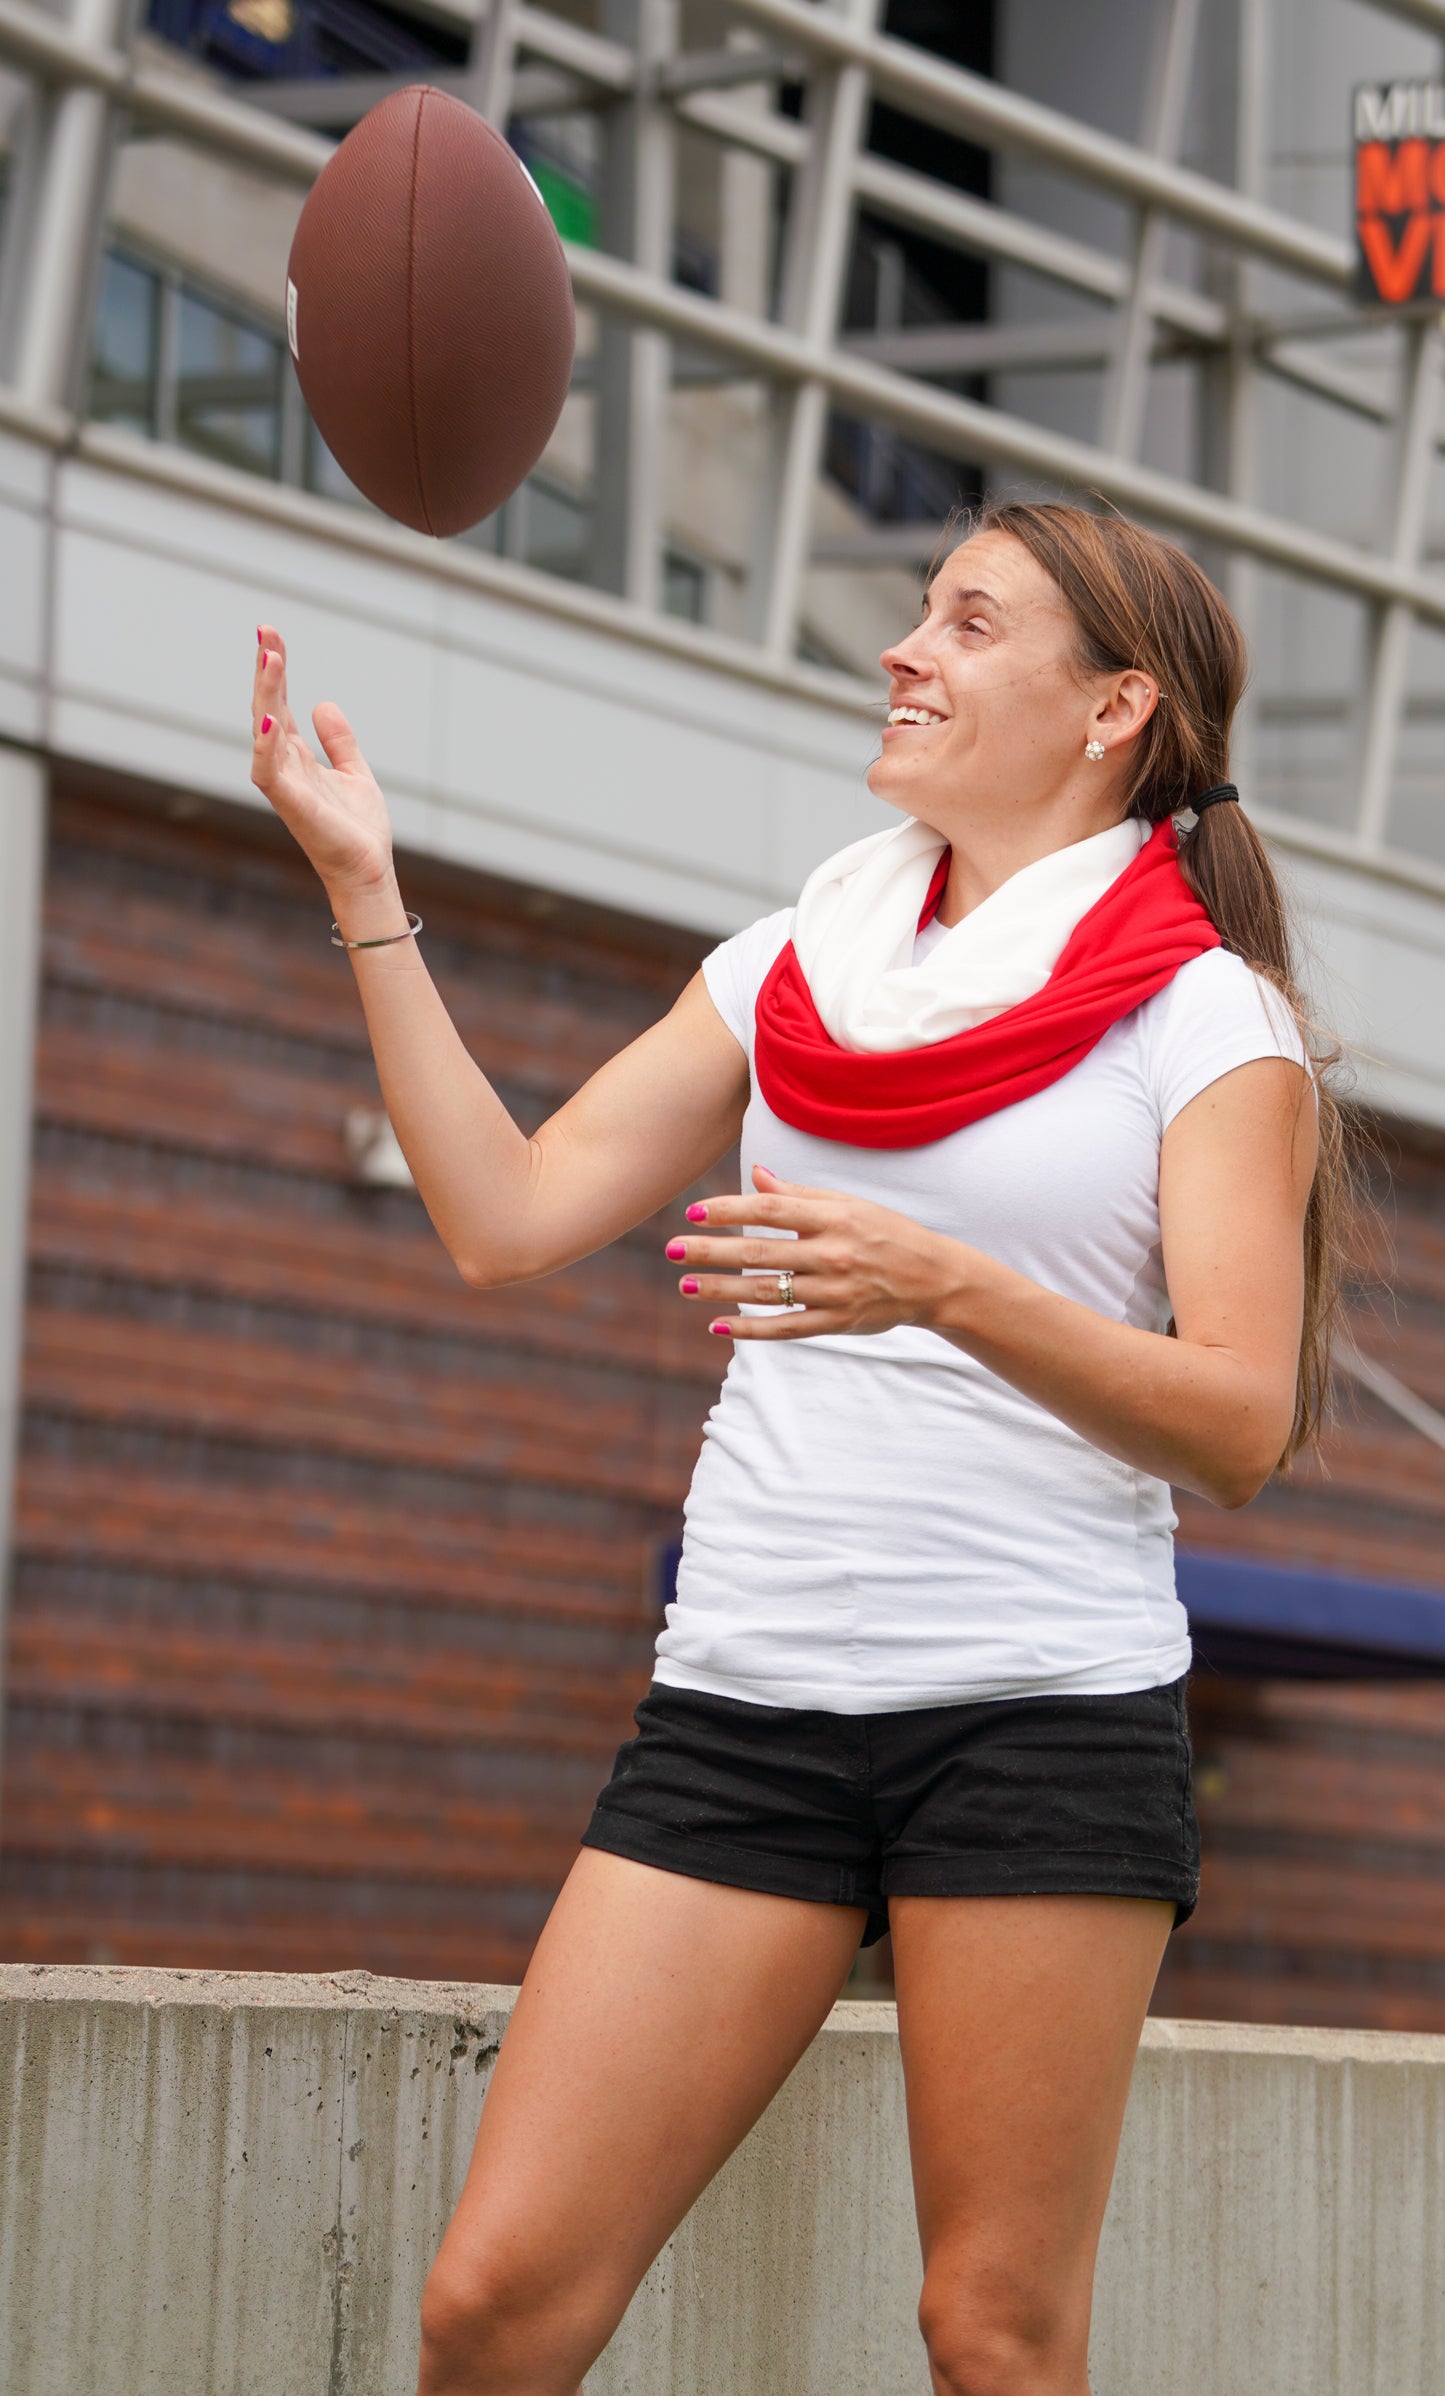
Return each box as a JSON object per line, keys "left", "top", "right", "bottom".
{"left": 285, "top": 86, "right": 576, "bottom": 538}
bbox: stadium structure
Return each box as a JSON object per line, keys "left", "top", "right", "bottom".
{"left": 0, "top": 0, "right": 1443, "bottom": 2027}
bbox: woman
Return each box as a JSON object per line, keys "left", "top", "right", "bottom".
{"left": 251, "top": 501, "right": 1339, "bottom": 2396}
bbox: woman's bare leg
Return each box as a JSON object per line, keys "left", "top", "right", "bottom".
{"left": 416, "top": 1848, "right": 866, "bottom": 2396}
{"left": 891, "top": 1894, "right": 1171, "bottom": 2396}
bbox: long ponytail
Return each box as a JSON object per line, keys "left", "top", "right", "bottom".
{"left": 1177, "top": 799, "right": 1349, "bottom": 1458}
{"left": 974, "top": 498, "right": 1352, "bottom": 1465}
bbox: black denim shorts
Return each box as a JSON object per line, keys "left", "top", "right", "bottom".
{"left": 582, "top": 1676, "right": 1200, "bottom": 1946}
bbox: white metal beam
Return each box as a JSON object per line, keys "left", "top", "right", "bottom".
{"left": 852, "top": 150, "right": 1228, "bottom": 340}
{"left": 590, "top": 0, "right": 677, "bottom": 611}
{"left": 845, "top": 321, "right": 1124, "bottom": 376}
{"left": 4, "top": 397, "right": 1439, "bottom": 928}
{"left": 671, "top": 79, "right": 808, "bottom": 164}
{"left": 465, "top": 0, "right": 518, "bottom": 125}
{"left": 1337, "top": 1341, "right": 1445, "bottom": 1453}
{"left": 8, "top": 0, "right": 132, "bottom": 411}
{"left": 232, "top": 61, "right": 595, "bottom": 124}
{"left": 1, "top": 0, "right": 1443, "bottom": 885}
{"left": 751, "top": 0, "right": 878, "bottom": 660}
{"left": 0, "top": 0, "right": 333, "bottom": 180}
{"left": 0, "top": 82, "right": 52, "bottom": 383}
{"left": 1212, "top": 0, "right": 1273, "bottom": 792}
{"left": 562, "top": 241, "right": 1445, "bottom": 629}
{"left": 724, "top": 0, "right": 1353, "bottom": 288}
{"left": 835, "top": 318, "right": 1444, "bottom": 458}
{"left": 0, "top": 2, "right": 1363, "bottom": 352}
{"left": 1357, "top": 317, "right": 1444, "bottom": 849}
{"left": 1100, "top": 0, "right": 1202, "bottom": 457}
{"left": 659, "top": 43, "right": 798, "bottom": 96}
{"left": 513, "top": 0, "right": 631, "bottom": 89}
{"left": 0, "top": 5, "right": 1434, "bottom": 651}
{"left": 0, "top": 0, "right": 1356, "bottom": 287}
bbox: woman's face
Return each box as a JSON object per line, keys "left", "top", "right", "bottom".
{"left": 867, "top": 530, "right": 1141, "bottom": 832}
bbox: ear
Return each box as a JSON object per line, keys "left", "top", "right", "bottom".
{"left": 1090, "top": 670, "right": 1158, "bottom": 753}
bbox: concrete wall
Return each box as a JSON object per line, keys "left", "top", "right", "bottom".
{"left": 2, "top": 1965, "right": 1443, "bottom": 2396}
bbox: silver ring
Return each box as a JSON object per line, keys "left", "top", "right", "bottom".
{"left": 777, "top": 1269, "right": 795, "bottom": 1308}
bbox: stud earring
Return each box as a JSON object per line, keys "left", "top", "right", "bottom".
{"left": 1084, "top": 739, "right": 1106, "bottom": 762}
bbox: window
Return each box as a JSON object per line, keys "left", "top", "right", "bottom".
{"left": 88, "top": 245, "right": 289, "bottom": 473}
{"left": 174, "top": 287, "right": 284, "bottom": 475}
{"left": 83, "top": 243, "right": 708, "bottom": 624}
{"left": 523, "top": 478, "right": 591, "bottom": 581}
{"left": 89, "top": 252, "right": 162, "bottom": 437}
{"left": 663, "top": 551, "right": 707, "bottom": 624}
{"left": 304, "top": 411, "right": 365, "bottom": 507}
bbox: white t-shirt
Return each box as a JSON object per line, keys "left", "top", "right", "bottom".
{"left": 652, "top": 910, "right": 1308, "bottom": 1715}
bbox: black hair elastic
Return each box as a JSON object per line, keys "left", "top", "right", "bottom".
{"left": 1191, "top": 782, "right": 1240, "bottom": 813}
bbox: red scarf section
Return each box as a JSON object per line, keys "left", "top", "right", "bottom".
{"left": 753, "top": 818, "right": 1220, "bottom": 1150}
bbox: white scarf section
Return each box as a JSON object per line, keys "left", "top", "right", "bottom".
{"left": 792, "top": 814, "right": 1150, "bottom": 1055}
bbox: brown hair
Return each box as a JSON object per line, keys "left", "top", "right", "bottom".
{"left": 969, "top": 497, "right": 1350, "bottom": 1466}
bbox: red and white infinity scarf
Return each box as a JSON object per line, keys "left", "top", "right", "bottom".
{"left": 753, "top": 814, "right": 1220, "bottom": 1150}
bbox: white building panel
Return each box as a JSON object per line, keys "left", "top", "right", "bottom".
{"left": 0, "top": 415, "right": 1441, "bottom": 1131}
{"left": 18, "top": 426, "right": 888, "bottom": 933}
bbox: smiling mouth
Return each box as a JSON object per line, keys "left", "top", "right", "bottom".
{"left": 885, "top": 706, "right": 946, "bottom": 727}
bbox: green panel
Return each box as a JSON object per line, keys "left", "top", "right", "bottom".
{"left": 528, "top": 161, "right": 596, "bottom": 249}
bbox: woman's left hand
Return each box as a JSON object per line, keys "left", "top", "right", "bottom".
{"left": 666, "top": 1164, "right": 961, "bottom": 1341}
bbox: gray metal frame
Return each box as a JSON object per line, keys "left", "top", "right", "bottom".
{"left": 0, "top": 0, "right": 1442, "bottom": 883}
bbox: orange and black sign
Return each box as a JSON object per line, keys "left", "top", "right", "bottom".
{"left": 1355, "top": 81, "right": 1445, "bottom": 307}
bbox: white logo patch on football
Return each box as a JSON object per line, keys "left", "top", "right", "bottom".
{"left": 286, "top": 278, "right": 299, "bottom": 363}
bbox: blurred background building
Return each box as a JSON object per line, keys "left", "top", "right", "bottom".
{"left": 0, "top": 0, "right": 1442, "bottom": 2027}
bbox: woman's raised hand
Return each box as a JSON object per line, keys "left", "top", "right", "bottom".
{"left": 251, "top": 627, "right": 395, "bottom": 904}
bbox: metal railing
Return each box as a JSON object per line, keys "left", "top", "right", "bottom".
{"left": 0, "top": 0, "right": 1442, "bottom": 890}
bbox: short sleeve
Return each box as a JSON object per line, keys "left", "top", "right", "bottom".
{"left": 1142, "top": 948, "right": 1310, "bottom": 1132}
{"left": 700, "top": 907, "right": 795, "bottom": 1054}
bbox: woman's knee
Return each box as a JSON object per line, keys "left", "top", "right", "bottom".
{"left": 417, "top": 2257, "right": 515, "bottom": 2396}
{"left": 917, "top": 2264, "right": 1085, "bottom": 2396}
{"left": 417, "top": 2249, "right": 600, "bottom": 2396}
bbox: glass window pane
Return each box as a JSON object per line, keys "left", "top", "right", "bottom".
{"left": 304, "top": 416, "right": 367, "bottom": 508}
{"left": 824, "top": 409, "right": 972, "bottom": 525}
{"left": 663, "top": 551, "right": 706, "bottom": 623}
{"left": 89, "top": 252, "right": 160, "bottom": 436}
{"left": 174, "top": 287, "right": 282, "bottom": 476}
{"left": 525, "top": 479, "right": 590, "bottom": 579}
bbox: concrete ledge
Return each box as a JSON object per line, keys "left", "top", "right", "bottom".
{"left": 2, "top": 1965, "right": 1443, "bottom": 2394}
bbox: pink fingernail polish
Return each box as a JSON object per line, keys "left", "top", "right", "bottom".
{"left": 260, "top": 651, "right": 268, "bottom": 670}
{"left": 709, "top": 1321, "right": 732, "bottom": 1337}
{"left": 259, "top": 715, "right": 272, "bottom": 735}
{"left": 256, "top": 627, "right": 263, "bottom": 646}
{"left": 665, "top": 1240, "right": 686, "bottom": 1261}
{"left": 680, "top": 1276, "right": 699, "bottom": 1295}
{"left": 686, "top": 1203, "right": 708, "bottom": 1222}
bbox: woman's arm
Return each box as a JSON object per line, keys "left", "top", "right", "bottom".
{"left": 250, "top": 629, "right": 749, "bottom": 1284}
{"left": 666, "top": 1056, "right": 1318, "bottom": 1509}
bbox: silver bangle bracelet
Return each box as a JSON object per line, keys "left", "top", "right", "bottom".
{"left": 330, "top": 911, "right": 423, "bottom": 950}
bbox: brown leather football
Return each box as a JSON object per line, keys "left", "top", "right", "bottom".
{"left": 286, "top": 86, "right": 575, "bottom": 538}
